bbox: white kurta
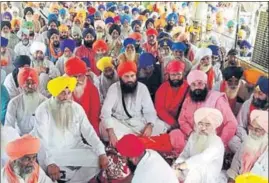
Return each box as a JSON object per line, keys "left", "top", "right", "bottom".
{"left": 174, "top": 133, "right": 225, "bottom": 183}
{"left": 14, "top": 41, "right": 33, "bottom": 57}
{"left": 1, "top": 166, "right": 55, "bottom": 183}
{"left": 98, "top": 71, "right": 118, "bottom": 104}
{"left": 5, "top": 92, "right": 47, "bottom": 136}
{"left": 34, "top": 99, "right": 106, "bottom": 183}
{"left": 3, "top": 73, "right": 22, "bottom": 99}
{"left": 132, "top": 150, "right": 178, "bottom": 183}
{"left": 100, "top": 82, "right": 168, "bottom": 140}
{"left": 55, "top": 55, "right": 68, "bottom": 76}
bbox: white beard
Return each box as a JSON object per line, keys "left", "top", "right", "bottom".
{"left": 49, "top": 98, "right": 73, "bottom": 131}
{"left": 199, "top": 63, "right": 212, "bottom": 73}
{"left": 23, "top": 92, "right": 40, "bottom": 115}
{"left": 96, "top": 32, "right": 104, "bottom": 40}
{"left": 192, "top": 132, "right": 215, "bottom": 153}
{"left": 73, "top": 77, "right": 87, "bottom": 99}
{"left": 225, "top": 84, "right": 240, "bottom": 99}
{"left": 243, "top": 132, "right": 268, "bottom": 155}
{"left": 125, "top": 51, "right": 136, "bottom": 61}
{"left": 32, "top": 59, "right": 45, "bottom": 68}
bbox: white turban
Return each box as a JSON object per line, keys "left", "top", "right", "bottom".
{"left": 17, "top": 28, "right": 30, "bottom": 38}
{"left": 195, "top": 48, "right": 212, "bottom": 63}
{"left": 30, "top": 41, "right": 47, "bottom": 55}
{"left": 194, "top": 107, "right": 223, "bottom": 129}
{"left": 250, "top": 110, "right": 268, "bottom": 133}
{"left": 94, "top": 20, "right": 106, "bottom": 29}
{"left": 150, "top": 12, "right": 159, "bottom": 19}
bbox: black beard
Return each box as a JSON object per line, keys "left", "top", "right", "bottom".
{"left": 168, "top": 78, "right": 183, "bottom": 87}
{"left": 127, "top": 160, "right": 137, "bottom": 174}
{"left": 60, "top": 35, "right": 68, "bottom": 39}
{"left": 74, "top": 39, "right": 82, "bottom": 47}
{"left": 252, "top": 97, "right": 268, "bottom": 110}
{"left": 84, "top": 40, "right": 94, "bottom": 48}
{"left": 104, "top": 72, "right": 114, "bottom": 79}
{"left": 165, "top": 24, "right": 174, "bottom": 32}
{"left": 190, "top": 88, "right": 208, "bottom": 102}
{"left": 135, "top": 45, "right": 140, "bottom": 52}
{"left": 53, "top": 41, "right": 60, "bottom": 47}
{"left": 120, "top": 79, "right": 138, "bottom": 94}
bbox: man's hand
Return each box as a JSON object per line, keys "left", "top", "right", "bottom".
{"left": 47, "top": 164, "right": 60, "bottom": 181}
{"left": 99, "top": 154, "right": 109, "bottom": 169}
{"left": 142, "top": 123, "right": 153, "bottom": 137}
{"left": 178, "top": 162, "right": 187, "bottom": 170}
{"left": 108, "top": 129, "right": 118, "bottom": 147}
{"left": 228, "top": 178, "right": 235, "bottom": 183}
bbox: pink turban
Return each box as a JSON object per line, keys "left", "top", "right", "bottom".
{"left": 194, "top": 107, "right": 223, "bottom": 128}
{"left": 177, "top": 32, "right": 190, "bottom": 42}
{"left": 94, "top": 20, "right": 106, "bottom": 29}
{"left": 187, "top": 70, "right": 208, "bottom": 85}
{"left": 250, "top": 110, "right": 268, "bottom": 133}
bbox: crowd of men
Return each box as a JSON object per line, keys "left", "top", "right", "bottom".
{"left": 1, "top": 2, "right": 268, "bottom": 183}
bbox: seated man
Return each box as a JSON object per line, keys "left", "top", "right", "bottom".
{"left": 173, "top": 107, "right": 225, "bottom": 183}
{"left": 100, "top": 62, "right": 168, "bottom": 147}
{"left": 34, "top": 76, "right": 108, "bottom": 182}
{"left": 118, "top": 38, "right": 139, "bottom": 65}
{"left": 1, "top": 36, "right": 15, "bottom": 75}
{"left": 141, "top": 28, "right": 159, "bottom": 57}
{"left": 116, "top": 134, "right": 178, "bottom": 183}
{"left": 5, "top": 68, "right": 47, "bottom": 136}
{"left": 1, "top": 134, "right": 54, "bottom": 182}
{"left": 170, "top": 70, "right": 237, "bottom": 153}
{"left": 226, "top": 110, "right": 268, "bottom": 183}
{"left": 155, "top": 60, "right": 189, "bottom": 131}
{"left": 137, "top": 53, "right": 162, "bottom": 102}
{"left": 229, "top": 76, "right": 269, "bottom": 153}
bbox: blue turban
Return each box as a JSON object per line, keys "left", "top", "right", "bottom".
{"left": 60, "top": 39, "right": 76, "bottom": 53}
{"left": 106, "top": 2, "right": 116, "bottom": 12}
{"left": 3, "top": 12, "right": 12, "bottom": 20}
{"left": 138, "top": 53, "right": 156, "bottom": 69}
{"left": 98, "top": 4, "right": 106, "bottom": 11}
{"left": 256, "top": 76, "right": 269, "bottom": 96}
{"left": 118, "top": 4, "right": 124, "bottom": 11}
{"left": 131, "top": 20, "right": 142, "bottom": 29}
{"left": 120, "top": 14, "right": 131, "bottom": 24}
{"left": 208, "top": 45, "right": 220, "bottom": 56}
{"left": 83, "top": 28, "right": 96, "bottom": 39}
{"left": 123, "top": 5, "right": 130, "bottom": 11}
{"left": 94, "top": 11, "right": 101, "bottom": 18}
{"left": 48, "top": 14, "right": 59, "bottom": 26}
{"left": 81, "top": 57, "right": 91, "bottom": 68}
{"left": 227, "top": 20, "right": 235, "bottom": 28}
{"left": 59, "top": 8, "right": 66, "bottom": 15}
{"left": 123, "top": 38, "right": 136, "bottom": 48}
{"left": 172, "top": 42, "right": 186, "bottom": 52}
{"left": 157, "top": 32, "right": 171, "bottom": 41}
{"left": 87, "top": 14, "right": 94, "bottom": 22}
{"left": 13, "top": 55, "right": 31, "bottom": 68}
{"left": 105, "top": 17, "right": 114, "bottom": 25}
{"left": 132, "top": 7, "right": 139, "bottom": 14}
{"left": 240, "top": 40, "right": 251, "bottom": 49}
{"left": 159, "top": 38, "right": 173, "bottom": 49}
{"left": 1, "top": 36, "right": 8, "bottom": 47}
{"left": 167, "top": 13, "right": 178, "bottom": 22}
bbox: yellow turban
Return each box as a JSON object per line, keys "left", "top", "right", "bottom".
{"left": 69, "top": 8, "right": 76, "bottom": 14}
{"left": 154, "top": 18, "right": 166, "bottom": 28}
{"left": 59, "top": 24, "right": 68, "bottom": 32}
{"left": 206, "top": 23, "right": 213, "bottom": 31}
{"left": 77, "top": 10, "right": 87, "bottom": 21}
{"left": 243, "top": 69, "right": 265, "bottom": 85}
{"left": 104, "top": 11, "right": 115, "bottom": 19}
{"left": 238, "top": 29, "right": 246, "bottom": 39}
{"left": 49, "top": 3, "right": 60, "bottom": 13}
{"left": 96, "top": 57, "right": 113, "bottom": 72}
{"left": 47, "top": 76, "right": 77, "bottom": 97}
{"left": 235, "top": 173, "right": 268, "bottom": 183}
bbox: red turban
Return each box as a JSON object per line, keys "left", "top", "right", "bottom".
{"left": 116, "top": 134, "right": 145, "bottom": 158}
{"left": 114, "top": 15, "right": 120, "bottom": 23}
{"left": 117, "top": 61, "right": 137, "bottom": 77}
{"left": 18, "top": 67, "right": 39, "bottom": 87}
{"left": 92, "top": 39, "right": 108, "bottom": 53}
{"left": 64, "top": 56, "right": 87, "bottom": 76}
{"left": 129, "top": 32, "right": 142, "bottom": 41}
{"left": 166, "top": 60, "right": 185, "bottom": 73}
{"left": 6, "top": 134, "right": 40, "bottom": 161}
{"left": 87, "top": 7, "right": 96, "bottom": 15}
{"left": 146, "top": 28, "right": 158, "bottom": 36}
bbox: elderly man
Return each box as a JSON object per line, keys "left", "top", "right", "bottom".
{"left": 141, "top": 28, "right": 159, "bottom": 57}
{"left": 173, "top": 107, "right": 225, "bottom": 183}
{"left": 214, "top": 66, "right": 245, "bottom": 115}
{"left": 229, "top": 76, "right": 269, "bottom": 153}
{"left": 155, "top": 61, "right": 189, "bottom": 131}
{"left": 30, "top": 41, "right": 60, "bottom": 97}
{"left": 1, "top": 135, "right": 54, "bottom": 182}
{"left": 116, "top": 134, "right": 178, "bottom": 183}
{"left": 64, "top": 57, "right": 101, "bottom": 136}
{"left": 120, "top": 14, "right": 132, "bottom": 39}
{"left": 226, "top": 110, "right": 268, "bottom": 183}
{"left": 1, "top": 37, "right": 15, "bottom": 75}
{"left": 96, "top": 57, "right": 119, "bottom": 104}
{"left": 1, "top": 21, "right": 20, "bottom": 50}
{"left": 100, "top": 62, "right": 168, "bottom": 146}
{"left": 170, "top": 70, "right": 237, "bottom": 153}
{"left": 107, "top": 23, "right": 122, "bottom": 57}
{"left": 224, "top": 49, "right": 240, "bottom": 68}
{"left": 193, "top": 48, "right": 223, "bottom": 90}
{"left": 75, "top": 28, "right": 100, "bottom": 76}
{"left": 14, "top": 28, "right": 33, "bottom": 57}
{"left": 131, "top": 20, "right": 142, "bottom": 33}
{"left": 137, "top": 53, "right": 162, "bottom": 102}
{"left": 4, "top": 55, "right": 31, "bottom": 99}
{"left": 34, "top": 76, "right": 108, "bottom": 182}
{"left": 5, "top": 68, "right": 46, "bottom": 136}
{"left": 94, "top": 20, "right": 106, "bottom": 40}
{"left": 71, "top": 25, "right": 83, "bottom": 47}
{"left": 118, "top": 38, "right": 139, "bottom": 64}
{"left": 45, "top": 29, "right": 62, "bottom": 63}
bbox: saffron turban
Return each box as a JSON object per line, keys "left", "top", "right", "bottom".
{"left": 64, "top": 56, "right": 87, "bottom": 76}
{"left": 195, "top": 48, "right": 212, "bottom": 62}
{"left": 1, "top": 36, "right": 8, "bottom": 47}
{"left": 166, "top": 60, "right": 185, "bottom": 73}
{"left": 187, "top": 70, "right": 208, "bottom": 85}
{"left": 116, "top": 134, "right": 145, "bottom": 158}
{"left": 222, "top": 66, "right": 244, "bottom": 81}
{"left": 171, "top": 42, "right": 186, "bottom": 52}
{"left": 138, "top": 53, "right": 156, "bottom": 69}
{"left": 129, "top": 32, "right": 142, "bottom": 41}
{"left": 60, "top": 39, "right": 76, "bottom": 53}
{"left": 30, "top": 41, "right": 46, "bottom": 55}
{"left": 256, "top": 76, "right": 269, "bottom": 96}
{"left": 250, "top": 110, "right": 268, "bottom": 133}
{"left": 14, "top": 55, "right": 31, "bottom": 69}
{"left": 11, "top": 19, "right": 21, "bottom": 29}
{"left": 117, "top": 61, "right": 137, "bottom": 77}
{"left": 146, "top": 28, "right": 158, "bottom": 37}
{"left": 243, "top": 69, "right": 264, "bottom": 85}
{"left": 123, "top": 38, "right": 136, "bottom": 48}
{"left": 194, "top": 107, "right": 223, "bottom": 128}
{"left": 94, "top": 20, "right": 106, "bottom": 29}
{"left": 59, "top": 24, "right": 68, "bottom": 32}
{"left": 18, "top": 67, "right": 39, "bottom": 87}
{"left": 154, "top": 18, "right": 166, "bottom": 28}
{"left": 6, "top": 134, "right": 40, "bottom": 161}
{"left": 179, "top": 15, "right": 185, "bottom": 23}
{"left": 92, "top": 40, "right": 108, "bottom": 52}
{"left": 177, "top": 32, "right": 190, "bottom": 42}
{"left": 96, "top": 57, "right": 113, "bottom": 72}
{"left": 47, "top": 76, "right": 77, "bottom": 97}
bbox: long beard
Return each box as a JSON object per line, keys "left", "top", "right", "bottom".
{"left": 252, "top": 97, "right": 268, "bottom": 110}
{"left": 32, "top": 58, "right": 45, "bottom": 67}
{"left": 23, "top": 92, "right": 40, "bottom": 115}
{"left": 192, "top": 132, "right": 215, "bottom": 153}
{"left": 125, "top": 51, "right": 136, "bottom": 61}
{"left": 74, "top": 78, "right": 87, "bottom": 99}
{"left": 96, "top": 32, "right": 104, "bottom": 40}
{"left": 49, "top": 98, "right": 73, "bottom": 131}
{"left": 199, "top": 63, "right": 212, "bottom": 73}
{"left": 243, "top": 132, "right": 268, "bottom": 155}
{"left": 13, "top": 161, "right": 34, "bottom": 179}
{"left": 190, "top": 88, "right": 208, "bottom": 102}
{"left": 225, "top": 84, "right": 240, "bottom": 99}
{"left": 120, "top": 79, "right": 138, "bottom": 94}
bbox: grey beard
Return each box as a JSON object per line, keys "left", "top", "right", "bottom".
{"left": 32, "top": 59, "right": 45, "bottom": 67}
{"left": 13, "top": 161, "right": 33, "bottom": 180}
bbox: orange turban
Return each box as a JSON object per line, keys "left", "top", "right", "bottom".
{"left": 18, "top": 67, "right": 39, "bottom": 87}
{"left": 64, "top": 56, "right": 87, "bottom": 76}
{"left": 154, "top": 18, "right": 166, "bottom": 28}
{"left": 129, "top": 32, "right": 142, "bottom": 41}
{"left": 243, "top": 69, "right": 265, "bottom": 85}
{"left": 166, "top": 60, "right": 185, "bottom": 73}
{"left": 117, "top": 61, "right": 137, "bottom": 77}
{"left": 92, "top": 40, "right": 108, "bottom": 53}
{"left": 146, "top": 28, "right": 158, "bottom": 36}
{"left": 11, "top": 19, "right": 21, "bottom": 30}
{"left": 6, "top": 134, "right": 40, "bottom": 161}
{"left": 137, "top": 15, "right": 146, "bottom": 22}
{"left": 59, "top": 24, "right": 68, "bottom": 32}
